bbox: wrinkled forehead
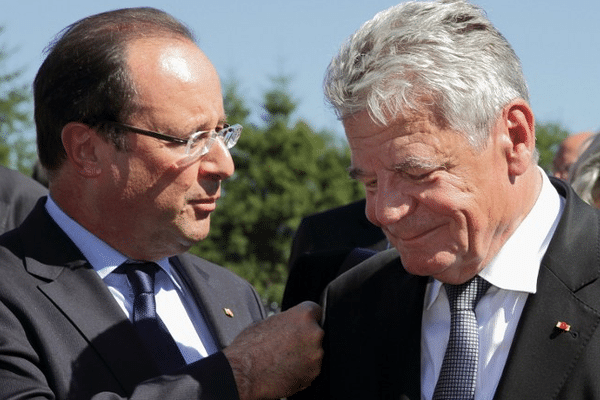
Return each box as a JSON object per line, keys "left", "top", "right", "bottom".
{"left": 343, "top": 108, "right": 444, "bottom": 143}
{"left": 344, "top": 109, "right": 467, "bottom": 168}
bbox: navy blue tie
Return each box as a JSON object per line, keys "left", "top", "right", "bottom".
{"left": 121, "top": 262, "right": 186, "bottom": 374}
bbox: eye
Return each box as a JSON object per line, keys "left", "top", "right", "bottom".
{"left": 394, "top": 162, "right": 446, "bottom": 182}
{"left": 403, "top": 170, "right": 434, "bottom": 181}
{"left": 363, "top": 178, "right": 378, "bottom": 190}
{"left": 189, "top": 130, "right": 212, "bottom": 144}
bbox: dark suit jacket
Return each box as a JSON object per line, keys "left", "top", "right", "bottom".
{"left": 287, "top": 199, "right": 387, "bottom": 270}
{"left": 0, "top": 165, "right": 47, "bottom": 233}
{"left": 281, "top": 247, "right": 377, "bottom": 310}
{"left": 0, "top": 198, "right": 266, "bottom": 399}
{"left": 302, "top": 178, "right": 600, "bottom": 399}
{"left": 283, "top": 199, "right": 386, "bottom": 310}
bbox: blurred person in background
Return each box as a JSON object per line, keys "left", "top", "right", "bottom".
{"left": 569, "top": 132, "right": 600, "bottom": 207}
{"left": 552, "top": 131, "right": 593, "bottom": 179}
{"left": 0, "top": 165, "right": 47, "bottom": 233}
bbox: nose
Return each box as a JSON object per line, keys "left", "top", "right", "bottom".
{"left": 197, "top": 137, "right": 235, "bottom": 181}
{"left": 368, "top": 184, "right": 414, "bottom": 227}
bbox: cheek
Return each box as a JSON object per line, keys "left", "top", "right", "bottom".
{"left": 419, "top": 184, "right": 467, "bottom": 220}
{"left": 144, "top": 158, "right": 198, "bottom": 198}
{"left": 434, "top": 194, "right": 494, "bottom": 260}
{"left": 154, "top": 177, "right": 194, "bottom": 210}
{"left": 420, "top": 187, "right": 476, "bottom": 242}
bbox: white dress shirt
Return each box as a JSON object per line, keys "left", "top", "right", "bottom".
{"left": 45, "top": 196, "right": 218, "bottom": 364}
{"left": 421, "top": 168, "right": 565, "bottom": 400}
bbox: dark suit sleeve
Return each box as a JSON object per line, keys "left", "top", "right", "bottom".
{"left": 126, "top": 352, "right": 240, "bottom": 400}
{"left": 0, "top": 285, "right": 242, "bottom": 400}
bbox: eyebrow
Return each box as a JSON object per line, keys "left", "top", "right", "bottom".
{"left": 348, "top": 157, "right": 447, "bottom": 180}
{"left": 393, "top": 156, "right": 445, "bottom": 172}
{"left": 347, "top": 167, "right": 366, "bottom": 180}
{"left": 189, "top": 117, "right": 228, "bottom": 135}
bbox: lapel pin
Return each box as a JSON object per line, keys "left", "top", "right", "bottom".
{"left": 556, "top": 321, "right": 571, "bottom": 332}
{"left": 223, "top": 308, "right": 234, "bottom": 318}
{"left": 552, "top": 321, "right": 577, "bottom": 339}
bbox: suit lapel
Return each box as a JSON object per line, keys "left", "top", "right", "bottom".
{"left": 494, "top": 179, "right": 600, "bottom": 399}
{"left": 493, "top": 264, "right": 600, "bottom": 399}
{"left": 395, "top": 273, "right": 428, "bottom": 400}
{"left": 36, "top": 259, "right": 160, "bottom": 389}
{"left": 327, "top": 250, "right": 426, "bottom": 400}
{"left": 171, "top": 254, "right": 261, "bottom": 349}
{"left": 18, "top": 199, "right": 160, "bottom": 391}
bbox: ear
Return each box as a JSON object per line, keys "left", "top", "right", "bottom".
{"left": 501, "top": 99, "right": 536, "bottom": 176}
{"left": 61, "top": 122, "right": 104, "bottom": 177}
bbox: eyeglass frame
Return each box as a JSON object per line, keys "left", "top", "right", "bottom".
{"left": 102, "top": 120, "right": 242, "bottom": 159}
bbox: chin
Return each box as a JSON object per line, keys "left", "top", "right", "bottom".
{"left": 177, "top": 227, "right": 209, "bottom": 246}
{"left": 398, "top": 249, "right": 461, "bottom": 277}
{"left": 193, "top": 227, "right": 213, "bottom": 243}
{"left": 175, "top": 215, "right": 211, "bottom": 239}
{"left": 173, "top": 232, "right": 208, "bottom": 253}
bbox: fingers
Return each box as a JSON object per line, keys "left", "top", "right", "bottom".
{"left": 223, "top": 302, "right": 324, "bottom": 400}
{"left": 295, "top": 300, "right": 323, "bottom": 323}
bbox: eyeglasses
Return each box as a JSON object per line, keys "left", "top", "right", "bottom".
{"left": 104, "top": 121, "right": 242, "bottom": 163}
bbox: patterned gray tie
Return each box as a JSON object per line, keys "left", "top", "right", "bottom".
{"left": 432, "top": 276, "right": 491, "bottom": 400}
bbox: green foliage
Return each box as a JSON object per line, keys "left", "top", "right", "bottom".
{"left": 535, "top": 121, "right": 570, "bottom": 172}
{"left": 0, "top": 27, "right": 36, "bottom": 174}
{"left": 262, "top": 75, "right": 297, "bottom": 120}
{"left": 191, "top": 77, "right": 364, "bottom": 306}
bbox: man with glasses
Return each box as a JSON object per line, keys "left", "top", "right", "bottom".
{"left": 0, "top": 8, "right": 322, "bottom": 400}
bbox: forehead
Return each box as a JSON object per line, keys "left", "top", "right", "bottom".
{"left": 343, "top": 111, "right": 468, "bottom": 165}
{"left": 125, "top": 37, "right": 224, "bottom": 128}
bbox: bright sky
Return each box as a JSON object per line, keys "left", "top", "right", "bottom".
{"left": 2, "top": 0, "right": 599, "bottom": 140}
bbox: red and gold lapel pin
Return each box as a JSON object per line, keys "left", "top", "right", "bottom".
{"left": 554, "top": 321, "right": 577, "bottom": 338}
{"left": 556, "top": 321, "right": 571, "bottom": 332}
{"left": 223, "top": 308, "right": 234, "bottom": 318}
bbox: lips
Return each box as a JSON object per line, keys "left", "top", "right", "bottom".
{"left": 188, "top": 198, "right": 218, "bottom": 213}
{"left": 394, "top": 223, "right": 446, "bottom": 243}
{"left": 195, "top": 203, "right": 216, "bottom": 212}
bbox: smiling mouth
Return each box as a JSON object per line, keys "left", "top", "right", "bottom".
{"left": 398, "top": 224, "right": 445, "bottom": 242}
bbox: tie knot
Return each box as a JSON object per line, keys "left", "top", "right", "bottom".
{"left": 444, "top": 276, "right": 491, "bottom": 312}
{"left": 119, "top": 262, "right": 160, "bottom": 295}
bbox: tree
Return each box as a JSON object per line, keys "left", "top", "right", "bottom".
{"left": 191, "top": 77, "right": 364, "bottom": 306}
{"left": 535, "top": 121, "right": 570, "bottom": 173}
{"left": 0, "top": 27, "right": 36, "bottom": 173}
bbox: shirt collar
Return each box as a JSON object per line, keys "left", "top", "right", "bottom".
{"left": 425, "top": 167, "right": 564, "bottom": 309}
{"left": 45, "top": 196, "right": 177, "bottom": 286}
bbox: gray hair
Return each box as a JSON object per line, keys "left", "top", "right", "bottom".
{"left": 323, "top": 0, "right": 529, "bottom": 149}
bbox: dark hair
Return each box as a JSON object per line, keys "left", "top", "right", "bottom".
{"left": 34, "top": 7, "right": 195, "bottom": 173}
